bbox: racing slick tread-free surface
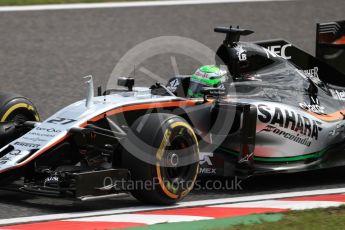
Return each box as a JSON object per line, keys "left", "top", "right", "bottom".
{"left": 123, "top": 113, "right": 199, "bottom": 205}
{"left": 0, "top": 92, "right": 40, "bottom": 122}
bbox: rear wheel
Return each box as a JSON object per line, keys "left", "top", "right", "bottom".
{"left": 123, "top": 113, "right": 199, "bottom": 205}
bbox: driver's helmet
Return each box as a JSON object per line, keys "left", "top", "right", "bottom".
{"left": 187, "top": 65, "right": 228, "bottom": 98}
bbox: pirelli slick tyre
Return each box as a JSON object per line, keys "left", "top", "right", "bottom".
{"left": 0, "top": 92, "right": 39, "bottom": 123}
{"left": 124, "top": 113, "right": 199, "bottom": 205}
{"left": 0, "top": 92, "right": 40, "bottom": 147}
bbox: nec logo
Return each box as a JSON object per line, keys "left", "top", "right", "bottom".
{"left": 263, "top": 44, "right": 292, "bottom": 60}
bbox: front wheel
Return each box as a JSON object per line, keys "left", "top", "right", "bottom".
{"left": 123, "top": 113, "right": 199, "bottom": 205}
{"left": 0, "top": 92, "right": 40, "bottom": 183}
{"left": 0, "top": 92, "right": 40, "bottom": 148}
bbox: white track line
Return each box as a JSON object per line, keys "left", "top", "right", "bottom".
{"left": 65, "top": 214, "right": 211, "bottom": 224}
{"left": 212, "top": 200, "right": 344, "bottom": 210}
{"left": 0, "top": 187, "right": 345, "bottom": 226}
{"left": 0, "top": 0, "right": 291, "bottom": 12}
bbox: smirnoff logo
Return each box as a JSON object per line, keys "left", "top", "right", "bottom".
{"left": 336, "top": 90, "right": 345, "bottom": 100}
{"left": 299, "top": 102, "right": 325, "bottom": 114}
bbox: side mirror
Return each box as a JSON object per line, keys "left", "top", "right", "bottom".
{"left": 118, "top": 77, "right": 135, "bottom": 91}
{"left": 201, "top": 87, "right": 226, "bottom": 103}
{"left": 201, "top": 87, "right": 226, "bottom": 96}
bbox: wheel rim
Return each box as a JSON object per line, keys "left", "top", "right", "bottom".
{"left": 8, "top": 113, "right": 29, "bottom": 123}
{"left": 4, "top": 110, "right": 35, "bottom": 140}
{"left": 159, "top": 132, "right": 199, "bottom": 196}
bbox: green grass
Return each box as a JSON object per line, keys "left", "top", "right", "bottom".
{"left": 0, "top": 0, "right": 148, "bottom": 6}
{"left": 127, "top": 206, "right": 345, "bottom": 230}
{"left": 127, "top": 214, "right": 284, "bottom": 230}
{"left": 216, "top": 206, "right": 345, "bottom": 230}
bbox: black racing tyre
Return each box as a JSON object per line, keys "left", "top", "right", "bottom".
{"left": 123, "top": 113, "right": 199, "bottom": 205}
{"left": 0, "top": 92, "right": 40, "bottom": 147}
{"left": 0, "top": 92, "right": 40, "bottom": 123}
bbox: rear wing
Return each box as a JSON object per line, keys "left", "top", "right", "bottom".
{"left": 316, "top": 20, "right": 345, "bottom": 75}
{"left": 255, "top": 20, "right": 345, "bottom": 86}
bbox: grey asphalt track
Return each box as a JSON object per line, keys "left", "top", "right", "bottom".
{"left": 1, "top": 168, "right": 345, "bottom": 219}
{"left": 0, "top": 0, "right": 344, "bottom": 119}
{"left": 0, "top": 0, "right": 344, "bottom": 220}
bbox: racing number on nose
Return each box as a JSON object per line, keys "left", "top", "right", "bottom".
{"left": 47, "top": 117, "right": 76, "bottom": 125}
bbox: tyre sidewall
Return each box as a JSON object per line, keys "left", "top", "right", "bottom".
{"left": 0, "top": 96, "right": 40, "bottom": 122}
{"left": 124, "top": 113, "right": 199, "bottom": 205}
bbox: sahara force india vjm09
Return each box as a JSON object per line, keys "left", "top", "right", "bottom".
{"left": 0, "top": 20, "right": 344, "bottom": 204}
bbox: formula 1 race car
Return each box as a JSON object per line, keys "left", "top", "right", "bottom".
{"left": 0, "top": 20, "right": 344, "bottom": 205}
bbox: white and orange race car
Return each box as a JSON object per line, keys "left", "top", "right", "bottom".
{"left": 0, "top": 20, "right": 344, "bottom": 205}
